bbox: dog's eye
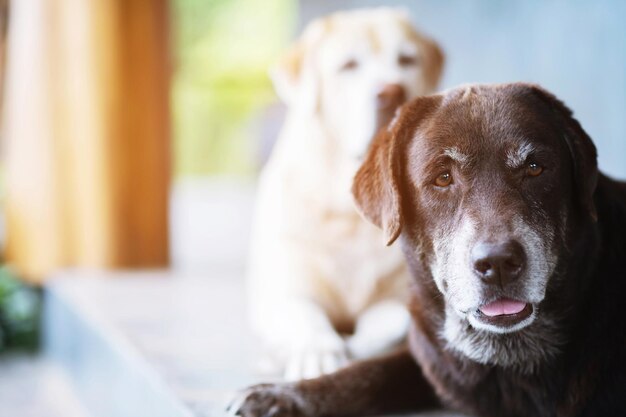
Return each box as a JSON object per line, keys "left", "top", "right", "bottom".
{"left": 398, "top": 54, "right": 419, "bottom": 67}
{"left": 434, "top": 171, "right": 453, "bottom": 187}
{"left": 340, "top": 59, "right": 359, "bottom": 72}
{"left": 526, "top": 162, "right": 544, "bottom": 177}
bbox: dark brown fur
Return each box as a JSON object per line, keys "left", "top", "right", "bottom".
{"left": 230, "top": 83, "right": 626, "bottom": 417}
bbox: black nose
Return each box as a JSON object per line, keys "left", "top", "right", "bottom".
{"left": 471, "top": 240, "right": 526, "bottom": 287}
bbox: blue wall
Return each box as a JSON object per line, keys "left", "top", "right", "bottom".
{"left": 299, "top": 0, "right": 626, "bottom": 179}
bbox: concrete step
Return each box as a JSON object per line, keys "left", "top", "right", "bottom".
{"left": 43, "top": 269, "right": 465, "bottom": 417}
{"left": 0, "top": 353, "right": 91, "bottom": 417}
{"left": 43, "top": 269, "right": 261, "bottom": 417}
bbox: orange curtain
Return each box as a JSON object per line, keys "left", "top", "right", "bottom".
{"left": 2, "top": 0, "right": 170, "bottom": 282}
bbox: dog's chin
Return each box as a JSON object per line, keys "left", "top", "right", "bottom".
{"left": 442, "top": 301, "right": 561, "bottom": 372}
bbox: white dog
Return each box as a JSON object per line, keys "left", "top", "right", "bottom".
{"left": 247, "top": 8, "right": 444, "bottom": 380}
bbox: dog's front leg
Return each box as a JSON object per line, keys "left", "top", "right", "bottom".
{"left": 229, "top": 349, "right": 439, "bottom": 417}
{"left": 255, "top": 298, "right": 349, "bottom": 380}
{"left": 346, "top": 299, "right": 410, "bottom": 359}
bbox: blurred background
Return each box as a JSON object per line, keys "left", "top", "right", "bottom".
{"left": 0, "top": 1, "right": 624, "bottom": 416}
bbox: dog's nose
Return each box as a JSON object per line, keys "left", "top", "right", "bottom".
{"left": 377, "top": 84, "right": 406, "bottom": 110}
{"left": 471, "top": 240, "right": 526, "bottom": 287}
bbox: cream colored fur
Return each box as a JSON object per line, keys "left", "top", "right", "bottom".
{"left": 247, "top": 8, "right": 443, "bottom": 380}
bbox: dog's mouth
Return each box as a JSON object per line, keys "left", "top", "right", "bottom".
{"left": 470, "top": 298, "right": 534, "bottom": 331}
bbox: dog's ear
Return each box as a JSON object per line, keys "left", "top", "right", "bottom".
{"left": 526, "top": 84, "right": 599, "bottom": 222}
{"left": 270, "top": 18, "right": 328, "bottom": 108}
{"left": 270, "top": 41, "right": 306, "bottom": 105}
{"left": 352, "top": 96, "right": 439, "bottom": 245}
{"left": 352, "top": 125, "right": 403, "bottom": 246}
{"left": 421, "top": 36, "right": 444, "bottom": 92}
{"left": 401, "top": 17, "right": 444, "bottom": 93}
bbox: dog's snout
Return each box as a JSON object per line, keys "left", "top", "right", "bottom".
{"left": 377, "top": 84, "right": 406, "bottom": 110}
{"left": 471, "top": 240, "right": 526, "bottom": 287}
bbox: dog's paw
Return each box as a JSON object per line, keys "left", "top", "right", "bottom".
{"left": 227, "top": 384, "right": 310, "bottom": 417}
{"left": 283, "top": 333, "right": 349, "bottom": 381}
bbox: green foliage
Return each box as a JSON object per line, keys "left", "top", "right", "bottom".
{"left": 0, "top": 268, "right": 40, "bottom": 352}
{"left": 172, "top": 0, "right": 295, "bottom": 176}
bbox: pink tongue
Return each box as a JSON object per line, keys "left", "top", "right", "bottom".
{"left": 479, "top": 299, "right": 527, "bottom": 317}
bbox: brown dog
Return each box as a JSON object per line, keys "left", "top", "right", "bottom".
{"left": 230, "top": 83, "right": 626, "bottom": 417}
